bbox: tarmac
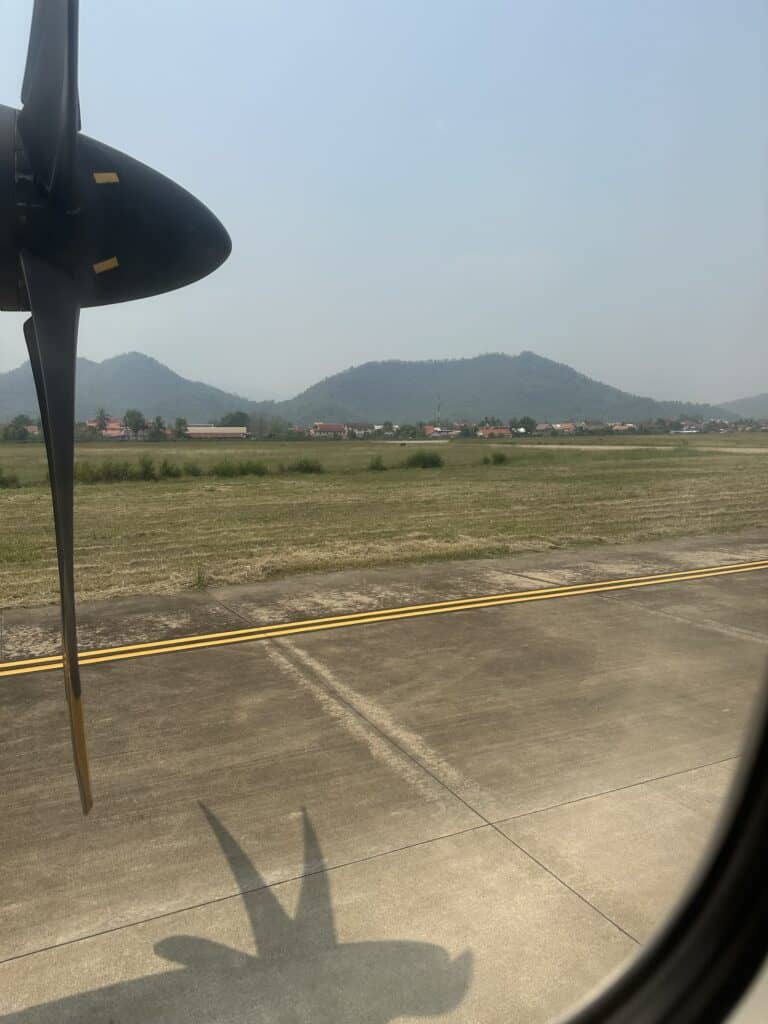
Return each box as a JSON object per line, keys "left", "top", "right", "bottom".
{"left": 1, "top": 530, "right": 767, "bottom": 1023}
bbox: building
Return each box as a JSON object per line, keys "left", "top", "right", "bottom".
{"left": 310, "top": 422, "right": 348, "bottom": 438}
{"left": 347, "top": 423, "right": 374, "bottom": 438}
{"left": 85, "top": 416, "right": 129, "bottom": 439}
{"left": 186, "top": 424, "right": 249, "bottom": 439}
{"left": 477, "top": 426, "right": 512, "bottom": 439}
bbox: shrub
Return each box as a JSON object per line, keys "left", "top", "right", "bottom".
{"left": 491, "top": 450, "right": 509, "bottom": 465}
{"left": 100, "top": 459, "right": 132, "bottom": 482}
{"left": 159, "top": 458, "right": 183, "bottom": 479}
{"left": 183, "top": 460, "right": 202, "bottom": 477}
{"left": 136, "top": 455, "right": 156, "bottom": 481}
{"left": 210, "top": 459, "right": 239, "bottom": 478}
{"left": 238, "top": 459, "right": 268, "bottom": 477}
{"left": 0, "top": 467, "right": 20, "bottom": 488}
{"left": 74, "top": 460, "right": 101, "bottom": 484}
{"left": 404, "top": 450, "right": 443, "bottom": 469}
{"left": 482, "top": 455, "right": 491, "bottom": 465}
{"left": 368, "top": 454, "right": 386, "bottom": 471}
{"left": 288, "top": 457, "right": 324, "bottom": 474}
{"left": 191, "top": 565, "right": 209, "bottom": 590}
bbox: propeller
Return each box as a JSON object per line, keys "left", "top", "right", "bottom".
{"left": 0, "top": 1, "right": 231, "bottom": 813}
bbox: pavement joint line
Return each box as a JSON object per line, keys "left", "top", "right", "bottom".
{"left": 0, "top": 822, "right": 489, "bottom": 967}
{"left": 270, "top": 640, "right": 641, "bottom": 947}
{"left": 596, "top": 591, "right": 768, "bottom": 646}
{"left": 1, "top": 558, "right": 766, "bottom": 679}
{"left": 489, "top": 825, "right": 641, "bottom": 946}
{"left": 214, "top": 596, "right": 259, "bottom": 628}
{"left": 490, "top": 754, "right": 740, "bottom": 825}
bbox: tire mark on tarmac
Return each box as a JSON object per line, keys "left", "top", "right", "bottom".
{"left": 263, "top": 642, "right": 445, "bottom": 805}
{"left": 268, "top": 641, "right": 643, "bottom": 944}
{"left": 274, "top": 640, "right": 491, "bottom": 811}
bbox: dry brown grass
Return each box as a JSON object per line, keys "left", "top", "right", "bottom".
{"left": 1, "top": 440, "right": 767, "bottom": 608}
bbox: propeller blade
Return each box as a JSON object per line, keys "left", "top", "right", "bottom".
{"left": 17, "top": 0, "right": 80, "bottom": 206}
{"left": 21, "top": 250, "right": 92, "bottom": 815}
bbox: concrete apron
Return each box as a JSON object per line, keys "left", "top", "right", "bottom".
{"left": 1, "top": 531, "right": 766, "bottom": 1022}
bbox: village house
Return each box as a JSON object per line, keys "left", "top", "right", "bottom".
{"left": 476, "top": 426, "right": 512, "bottom": 439}
{"left": 310, "top": 422, "right": 348, "bottom": 438}
{"left": 346, "top": 422, "right": 374, "bottom": 438}
{"left": 85, "top": 416, "right": 129, "bottom": 439}
{"left": 186, "top": 424, "right": 249, "bottom": 439}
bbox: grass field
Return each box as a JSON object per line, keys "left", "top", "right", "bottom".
{"left": 516, "top": 433, "right": 768, "bottom": 448}
{"left": 1, "top": 438, "right": 767, "bottom": 608}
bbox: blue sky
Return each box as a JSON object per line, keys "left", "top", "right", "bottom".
{"left": 0, "top": 1, "right": 765, "bottom": 403}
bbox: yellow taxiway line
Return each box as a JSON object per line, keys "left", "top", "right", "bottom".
{"left": 1, "top": 558, "right": 766, "bottom": 679}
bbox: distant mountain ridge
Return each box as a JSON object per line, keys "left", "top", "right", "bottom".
{"left": 0, "top": 349, "right": 740, "bottom": 425}
{"left": 266, "top": 351, "right": 732, "bottom": 424}
{"left": 0, "top": 352, "right": 264, "bottom": 423}
{"left": 722, "top": 393, "right": 768, "bottom": 419}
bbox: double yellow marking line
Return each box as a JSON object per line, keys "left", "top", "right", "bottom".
{"left": 1, "top": 558, "right": 766, "bottom": 680}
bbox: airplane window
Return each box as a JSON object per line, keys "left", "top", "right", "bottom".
{"left": 0, "top": 2, "right": 765, "bottom": 1023}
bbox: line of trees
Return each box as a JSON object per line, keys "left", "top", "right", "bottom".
{"left": 121, "top": 410, "right": 189, "bottom": 440}
{"left": 2, "top": 414, "right": 38, "bottom": 441}
{"left": 219, "top": 410, "right": 295, "bottom": 438}
{"left": 83, "top": 407, "right": 295, "bottom": 441}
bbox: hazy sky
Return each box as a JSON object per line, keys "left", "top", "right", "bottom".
{"left": 0, "top": 1, "right": 765, "bottom": 403}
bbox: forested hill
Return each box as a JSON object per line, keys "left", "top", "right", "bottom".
{"left": 267, "top": 352, "right": 731, "bottom": 424}
{"left": 0, "top": 349, "right": 733, "bottom": 425}
{"left": 722, "top": 393, "right": 768, "bottom": 419}
{"left": 0, "top": 352, "right": 267, "bottom": 423}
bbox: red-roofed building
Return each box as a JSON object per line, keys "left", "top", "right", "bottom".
{"left": 310, "top": 422, "right": 348, "bottom": 438}
{"left": 85, "top": 416, "right": 129, "bottom": 439}
{"left": 477, "top": 426, "right": 512, "bottom": 439}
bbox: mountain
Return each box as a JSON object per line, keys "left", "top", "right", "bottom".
{"left": 0, "top": 349, "right": 733, "bottom": 426}
{"left": 267, "top": 352, "right": 731, "bottom": 425}
{"left": 0, "top": 352, "right": 270, "bottom": 423}
{"left": 721, "top": 394, "right": 768, "bottom": 419}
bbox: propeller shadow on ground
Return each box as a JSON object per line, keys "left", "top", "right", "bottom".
{"left": 4, "top": 806, "right": 473, "bottom": 1023}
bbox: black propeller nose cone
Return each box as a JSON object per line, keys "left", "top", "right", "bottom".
{"left": 177, "top": 193, "right": 232, "bottom": 285}
{"left": 70, "top": 135, "right": 231, "bottom": 308}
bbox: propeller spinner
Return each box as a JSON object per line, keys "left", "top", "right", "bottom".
{"left": 0, "top": 1, "right": 231, "bottom": 813}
